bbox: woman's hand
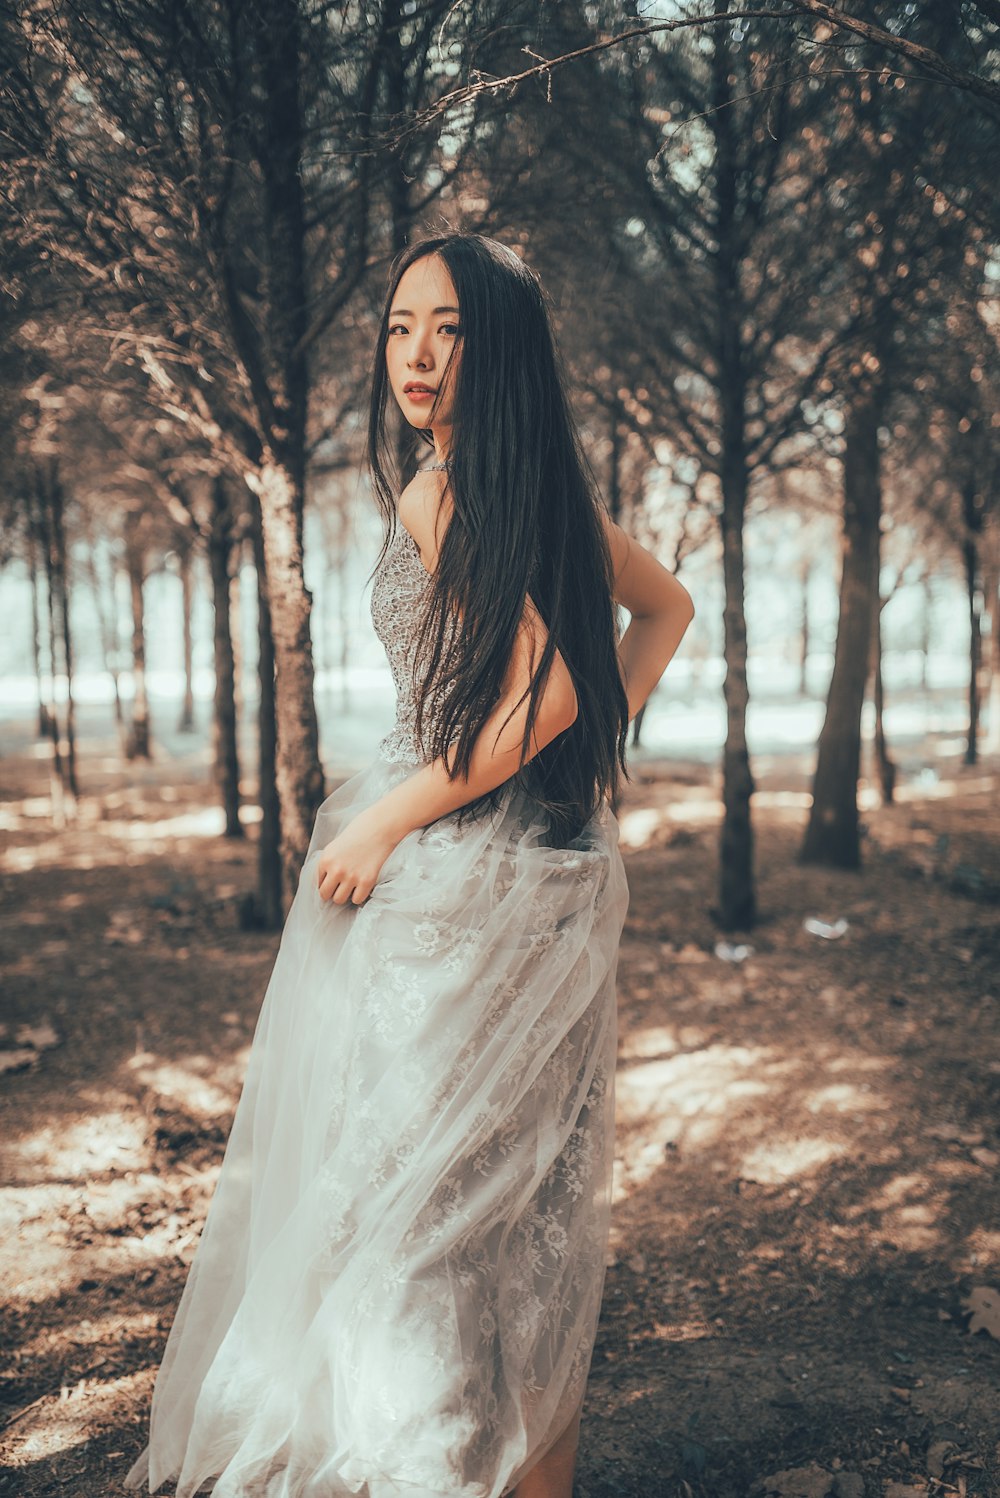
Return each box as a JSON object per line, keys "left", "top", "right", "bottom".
{"left": 316, "top": 805, "right": 406, "bottom": 906}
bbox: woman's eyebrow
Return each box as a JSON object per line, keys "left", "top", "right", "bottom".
{"left": 389, "top": 305, "right": 460, "bottom": 317}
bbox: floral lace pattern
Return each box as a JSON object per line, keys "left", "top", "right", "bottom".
{"left": 370, "top": 523, "right": 451, "bottom": 764}
{"left": 124, "top": 526, "right": 631, "bottom": 1498}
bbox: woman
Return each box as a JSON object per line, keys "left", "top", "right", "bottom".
{"left": 125, "top": 233, "right": 694, "bottom": 1498}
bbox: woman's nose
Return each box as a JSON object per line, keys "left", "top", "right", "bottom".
{"left": 408, "top": 330, "right": 433, "bottom": 368}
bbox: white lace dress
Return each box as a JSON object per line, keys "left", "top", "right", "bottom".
{"left": 124, "top": 520, "right": 630, "bottom": 1498}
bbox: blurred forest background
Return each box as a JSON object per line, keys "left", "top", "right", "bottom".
{"left": 1, "top": 4, "right": 999, "bottom": 1497}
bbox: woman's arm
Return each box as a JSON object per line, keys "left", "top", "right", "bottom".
{"left": 316, "top": 471, "right": 577, "bottom": 905}
{"left": 600, "top": 510, "right": 695, "bottom": 722}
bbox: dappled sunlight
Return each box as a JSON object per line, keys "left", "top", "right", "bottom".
{"left": 739, "top": 1135, "right": 847, "bottom": 1185}
{"left": 618, "top": 1022, "right": 684, "bottom": 1061}
{"left": 823, "top": 1053, "right": 891, "bottom": 1075}
{"left": 0, "top": 796, "right": 59, "bottom": 829}
{"left": 894, "top": 771, "right": 996, "bottom": 801}
{"left": 16, "top": 1306, "right": 161, "bottom": 1367}
{"left": 2, "top": 710, "right": 995, "bottom": 1495}
{"left": 618, "top": 786, "right": 820, "bottom": 851}
{"left": 6, "top": 1110, "right": 150, "bottom": 1185}
{"left": 3, "top": 1182, "right": 148, "bottom": 1301}
{"left": 646, "top": 1316, "right": 714, "bottom": 1344}
{"left": 618, "top": 794, "right": 721, "bottom": 849}
{"left": 126, "top": 1052, "right": 242, "bottom": 1117}
{"left": 1, "top": 839, "right": 105, "bottom": 873}
{"left": 965, "top": 1228, "right": 1000, "bottom": 1264}
{"left": 4, "top": 1370, "right": 148, "bottom": 1466}
{"left": 0, "top": 790, "right": 262, "bottom": 874}
{"left": 804, "top": 1081, "right": 888, "bottom": 1116}
{"left": 860, "top": 1169, "right": 950, "bottom": 1253}
{"left": 614, "top": 1041, "right": 777, "bottom": 1199}
{"left": 3, "top": 1166, "right": 214, "bottom": 1301}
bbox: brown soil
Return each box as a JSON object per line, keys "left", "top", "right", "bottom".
{"left": 1, "top": 724, "right": 998, "bottom": 1498}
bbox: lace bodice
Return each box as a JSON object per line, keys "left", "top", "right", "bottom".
{"left": 370, "top": 522, "right": 444, "bottom": 764}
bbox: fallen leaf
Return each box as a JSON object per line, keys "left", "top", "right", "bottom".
{"left": 926, "top": 1441, "right": 956, "bottom": 1479}
{"left": 752, "top": 1466, "right": 834, "bottom": 1498}
{"left": 961, "top": 1285, "right": 1000, "bottom": 1339}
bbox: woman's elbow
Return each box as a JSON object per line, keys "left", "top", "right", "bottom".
{"left": 549, "top": 681, "right": 579, "bottom": 735}
{"left": 543, "top": 659, "right": 579, "bottom": 736}
{"left": 673, "top": 576, "right": 695, "bottom": 621}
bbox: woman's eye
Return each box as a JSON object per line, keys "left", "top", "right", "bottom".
{"left": 387, "top": 323, "right": 407, "bottom": 336}
{"left": 441, "top": 323, "right": 460, "bottom": 336}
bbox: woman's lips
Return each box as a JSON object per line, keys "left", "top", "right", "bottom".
{"left": 405, "top": 388, "right": 436, "bottom": 403}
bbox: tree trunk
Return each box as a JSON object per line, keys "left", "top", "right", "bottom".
{"left": 386, "top": 0, "right": 420, "bottom": 490}
{"left": 871, "top": 599, "right": 896, "bottom": 803}
{"left": 178, "top": 533, "right": 196, "bottom": 732}
{"left": 918, "top": 573, "right": 932, "bottom": 692}
{"left": 124, "top": 512, "right": 152, "bottom": 760}
{"left": 208, "top": 475, "right": 243, "bottom": 838}
{"left": 717, "top": 452, "right": 756, "bottom": 929}
{"left": 230, "top": 547, "right": 245, "bottom": 729}
{"left": 712, "top": 22, "right": 756, "bottom": 930}
{"left": 82, "top": 526, "right": 125, "bottom": 729}
{"left": 27, "top": 520, "right": 48, "bottom": 738}
{"left": 983, "top": 561, "right": 999, "bottom": 754}
{"left": 962, "top": 480, "right": 983, "bottom": 767}
{"left": 250, "top": 486, "right": 283, "bottom": 929}
{"left": 35, "top": 477, "right": 67, "bottom": 822}
{"left": 235, "top": 0, "right": 325, "bottom": 905}
{"left": 50, "top": 469, "right": 79, "bottom": 797}
{"left": 800, "top": 388, "right": 883, "bottom": 868}
{"left": 251, "top": 457, "right": 325, "bottom": 904}
{"left": 798, "top": 556, "right": 811, "bottom": 697}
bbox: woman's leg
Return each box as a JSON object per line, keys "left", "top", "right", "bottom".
{"left": 511, "top": 1403, "right": 583, "bottom": 1498}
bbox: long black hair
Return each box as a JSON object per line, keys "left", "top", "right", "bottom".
{"left": 367, "top": 232, "right": 630, "bottom": 847}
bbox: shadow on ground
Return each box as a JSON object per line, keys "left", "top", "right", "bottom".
{"left": 1, "top": 731, "right": 998, "bottom": 1498}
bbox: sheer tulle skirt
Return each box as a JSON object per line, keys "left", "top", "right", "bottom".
{"left": 124, "top": 753, "right": 630, "bottom": 1498}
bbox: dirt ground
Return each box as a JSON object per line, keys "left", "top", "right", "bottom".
{"left": 1, "top": 709, "right": 998, "bottom": 1498}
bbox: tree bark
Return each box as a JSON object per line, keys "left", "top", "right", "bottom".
{"left": 800, "top": 388, "right": 883, "bottom": 867}
{"left": 871, "top": 599, "right": 896, "bottom": 803}
{"left": 798, "top": 556, "right": 811, "bottom": 697}
{"left": 962, "top": 480, "right": 983, "bottom": 767}
{"left": 385, "top": 0, "right": 421, "bottom": 490}
{"left": 124, "top": 511, "right": 152, "bottom": 760}
{"left": 251, "top": 457, "right": 325, "bottom": 904}
{"left": 918, "top": 573, "right": 932, "bottom": 693}
{"left": 208, "top": 475, "right": 243, "bottom": 838}
{"left": 248, "top": 0, "right": 326, "bottom": 904}
{"left": 35, "top": 473, "right": 67, "bottom": 820}
{"left": 713, "top": 20, "right": 756, "bottom": 930}
{"left": 178, "top": 532, "right": 196, "bottom": 732}
{"left": 50, "top": 470, "right": 79, "bottom": 798}
{"left": 717, "top": 450, "right": 756, "bottom": 927}
{"left": 250, "top": 486, "right": 283, "bottom": 929}
{"left": 983, "top": 561, "right": 999, "bottom": 754}
{"left": 26, "top": 519, "right": 48, "bottom": 739}
{"left": 82, "top": 524, "right": 125, "bottom": 730}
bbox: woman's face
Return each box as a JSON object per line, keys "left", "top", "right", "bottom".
{"left": 385, "top": 253, "right": 461, "bottom": 442}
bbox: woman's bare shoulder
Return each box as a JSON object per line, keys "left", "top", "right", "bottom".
{"left": 397, "top": 468, "right": 454, "bottom": 575}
